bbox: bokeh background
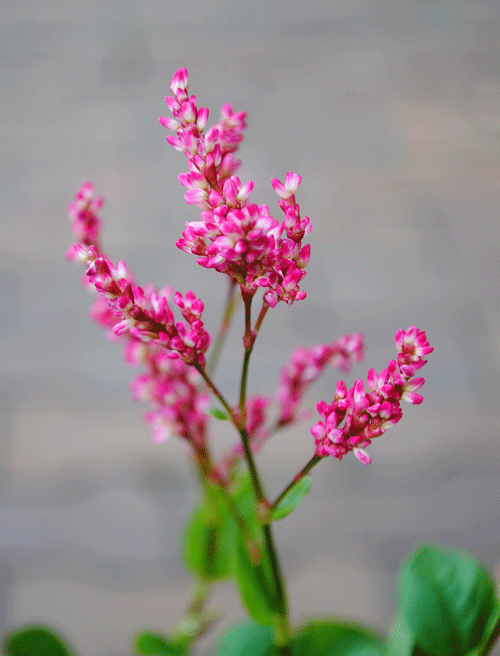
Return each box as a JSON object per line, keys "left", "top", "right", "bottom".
{"left": 2, "top": 0, "right": 500, "bottom": 654}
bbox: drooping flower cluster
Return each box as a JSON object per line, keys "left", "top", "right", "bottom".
{"left": 277, "top": 333, "right": 365, "bottom": 426}
{"left": 126, "top": 340, "right": 209, "bottom": 448}
{"left": 160, "top": 68, "right": 312, "bottom": 307}
{"left": 67, "top": 183, "right": 211, "bottom": 368}
{"left": 311, "top": 327, "right": 433, "bottom": 465}
{"left": 67, "top": 182, "right": 210, "bottom": 448}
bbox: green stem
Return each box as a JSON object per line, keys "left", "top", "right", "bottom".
{"left": 238, "top": 290, "right": 253, "bottom": 422}
{"left": 263, "top": 523, "right": 291, "bottom": 647}
{"left": 237, "top": 425, "right": 265, "bottom": 502}
{"left": 171, "top": 580, "right": 217, "bottom": 646}
{"left": 253, "top": 298, "right": 269, "bottom": 335}
{"left": 206, "top": 279, "right": 239, "bottom": 378}
{"left": 197, "top": 291, "right": 291, "bottom": 648}
{"left": 194, "top": 364, "right": 236, "bottom": 421}
{"left": 235, "top": 291, "right": 291, "bottom": 650}
{"left": 270, "top": 454, "right": 322, "bottom": 514}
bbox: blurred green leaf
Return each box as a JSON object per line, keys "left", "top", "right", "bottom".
{"left": 226, "top": 475, "right": 278, "bottom": 625}
{"left": 292, "top": 619, "right": 384, "bottom": 656}
{"left": 468, "top": 596, "right": 500, "bottom": 656}
{"left": 232, "top": 530, "right": 277, "bottom": 626}
{"left": 3, "top": 626, "right": 75, "bottom": 656}
{"left": 215, "top": 621, "right": 277, "bottom": 656}
{"left": 271, "top": 478, "right": 312, "bottom": 522}
{"left": 134, "top": 631, "right": 186, "bottom": 655}
{"left": 208, "top": 408, "right": 229, "bottom": 421}
{"left": 182, "top": 493, "right": 233, "bottom": 581}
{"left": 397, "top": 544, "right": 495, "bottom": 656}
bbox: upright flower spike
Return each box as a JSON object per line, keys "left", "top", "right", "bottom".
{"left": 311, "top": 327, "right": 433, "bottom": 465}
{"left": 66, "top": 181, "right": 103, "bottom": 258}
{"left": 161, "top": 69, "right": 313, "bottom": 307}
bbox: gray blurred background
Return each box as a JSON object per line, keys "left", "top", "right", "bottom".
{"left": 2, "top": 0, "right": 500, "bottom": 654}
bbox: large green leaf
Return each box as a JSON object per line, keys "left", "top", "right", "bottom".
{"left": 134, "top": 631, "right": 186, "bottom": 655}
{"left": 225, "top": 475, "right": 278, "bottom": 625}
{"left": 182, "top": 493, "right": 233, "bottom": 581}
{"left": 232, "top": 529, "right": 277, "bottom": 626}
{"left": 397, "top": 544, "right": 495, "bottom": 656}
{"left": 292, "top": 619, "right": 384, "bottom": 656}
{"left": 271, "top": 478, "right": 312, "bottom": 522}
{"left": 215, "top": 621, "right": 277, "bottom": 656}
{"left": 3, "top": 626, "right": 75, "bottom": 656}
{"left": 215, "top": 618, "right": 384, "bottom": 656}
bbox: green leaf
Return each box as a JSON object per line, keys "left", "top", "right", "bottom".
{"left": 215, "top": 621, "right": 277, "bottom": 656}
{"left": 271, "top": 478, "right": 312, "bottom": 522}
{"left": 134, "top": 631, "right": 186, "bottom": 655}
{"left": 232, "top": 530, "right": 277, "bottom": 626}
{"left": 226, "top": 475, "right": 278, "bottom": 625}
{"left": 3, "top": 626, "right": 75, "bottom": 656}
{"left": 468, "top": 596, "right": 500, "bottom": 656}
{"left": 292, "top": 620, "right": 384, "bottom": 656}
{"left": 182, "top": 494, "right": 233, "bottom": 581}
{"left": 208, "top": 408, "right": 229, "bottom": 421}
{"left": 397, "top": 544, "right": 495, "bottom": 656}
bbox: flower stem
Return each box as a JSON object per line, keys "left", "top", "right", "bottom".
{"left": 235, "top": 291, "right": 291, "bottom": 649}
{"left": 263, "top": 523, "right": 291, "bottom": 647}
{"left": 239, "top": 290, "right": 253, "bottom": 423}
{"left": 171, "top": 580, "right": 218, "bottom": 646}
{"left": 194, "top": 364, "right": 235, "bottom": 421}
{"left": 206, "top": 279, "right": 239, "bottom": 378}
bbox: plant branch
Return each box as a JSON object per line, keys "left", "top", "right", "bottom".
{"left": 206, "top": 278, "right": 239, "bottom": 378}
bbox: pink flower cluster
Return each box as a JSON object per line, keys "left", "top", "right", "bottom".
{"left": 311, "top": 327, "right": 433, "bottom": 465}
{"left": 67, "top": 182, "right": 210, "bottom": 448}
{"left": 66, "top": 69, "right": 433, "bottom": 476}
{"left": 160, "top": 68, "right": 312, "bottom": 307}
{"left": 276, "top": 333, "right": 365, "bottom": 426}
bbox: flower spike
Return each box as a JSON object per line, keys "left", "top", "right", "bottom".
{"left": 311, "top": 327, "right": 433, "bottom": 464}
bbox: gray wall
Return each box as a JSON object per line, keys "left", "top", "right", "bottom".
{"left": 2, "top": 1, "right": 500, "bottom": 654}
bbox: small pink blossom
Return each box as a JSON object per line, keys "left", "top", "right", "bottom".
{"left": 311, "top": 327, "right": 433, "bottom": 464}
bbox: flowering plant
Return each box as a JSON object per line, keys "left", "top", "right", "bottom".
{"left": 5, "top": 68, "right": 499, "bottom": 656}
